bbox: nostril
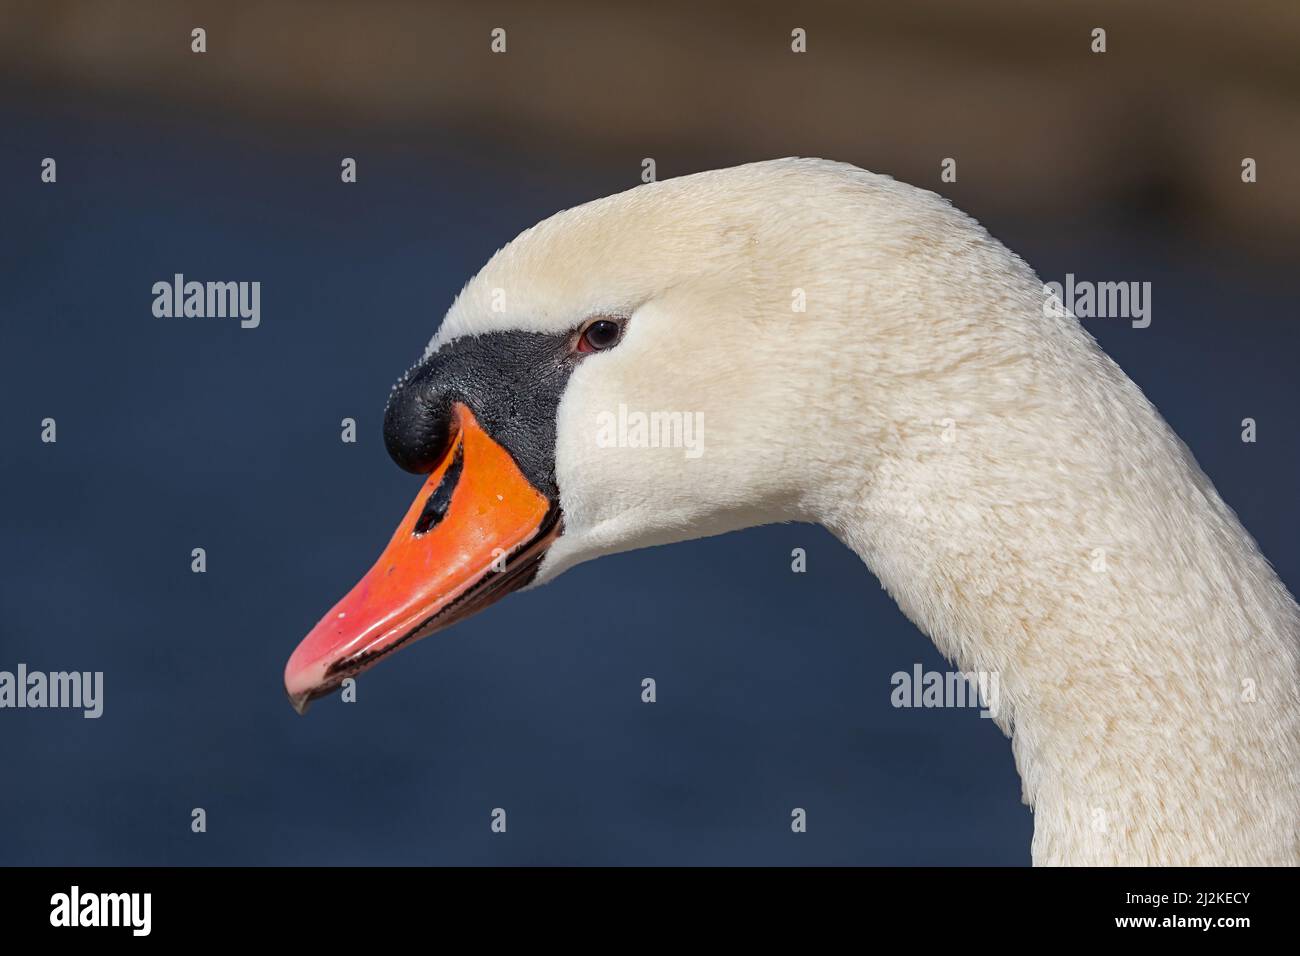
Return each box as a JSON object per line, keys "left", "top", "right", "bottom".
{"left": 383, "top": 381, "right": 454, "bottom": 474}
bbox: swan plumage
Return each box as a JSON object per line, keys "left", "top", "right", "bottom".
{"left": 291, "top": 158, "right": 1300, "bottom": 865}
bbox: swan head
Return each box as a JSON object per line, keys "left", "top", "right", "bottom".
{"left": 284, "top": 158, "right": 994, "bottom": 711}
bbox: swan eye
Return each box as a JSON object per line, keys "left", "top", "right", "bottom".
{"left": 577, "top": 318, "right": 622, "bottom": 353}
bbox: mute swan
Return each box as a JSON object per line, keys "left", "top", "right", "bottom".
{"left": 285, "top": 158, "right": 1300, "bottom": 866}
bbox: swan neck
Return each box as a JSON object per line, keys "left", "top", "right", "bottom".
{"left": 802, "top": 341, "right": 1300, "bottom": 865}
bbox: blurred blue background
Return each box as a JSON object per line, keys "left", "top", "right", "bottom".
{"left": 1, "top": 1, "right": 1297, "bottom": 865}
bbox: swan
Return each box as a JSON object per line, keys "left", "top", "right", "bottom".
{"left": 284, "top": 158, "right": 1300, "bottom": 866}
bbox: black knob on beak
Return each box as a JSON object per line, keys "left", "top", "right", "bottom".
{"left": 383, "top": 367, "right": 456, "bottom": 475}
{"left": 377, "top": 329, "right": 568, "bottom": 501}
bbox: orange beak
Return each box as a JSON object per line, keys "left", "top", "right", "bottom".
{"left": 284, "top": 404, "right": 561, "bottom": 713}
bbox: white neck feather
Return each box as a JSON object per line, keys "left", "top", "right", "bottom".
{"left": 796, "top": 247, "right": 1300, "bottom": 865}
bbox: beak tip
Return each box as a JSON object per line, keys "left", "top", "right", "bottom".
{"left": 285, "top": 651, "right": 320, "bottom": 715}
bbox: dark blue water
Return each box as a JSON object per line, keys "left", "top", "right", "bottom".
{"left": 2, "top": 100, "right": 1296, "bottom": 865}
